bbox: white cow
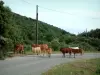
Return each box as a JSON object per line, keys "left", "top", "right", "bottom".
{"left": 69, "top": 47, "right": 79, "bottom": 49}
{"left": 32, "top": 47, "right": 41, "bottom": 55}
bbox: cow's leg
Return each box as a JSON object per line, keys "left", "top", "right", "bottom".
{"left": 43, "top": 50, "right": 44, "bottom": 56}
{"left": 34, "top": 49, "right": 36, "bottom": 55}
{"left": 40, "top": 50, "right": 41, "bottom": 56}
{"left": 43, "top": 50, "right": 46, "bottom": 56}
{"left": 80, "top": 51, "right": 83, "bottom": 56}
{"left": 21, "top": 50, "right": 24, "bottom": 54}
{"left": 36, "top": 50, "right": 38, "bottom": 55}
{"left": 24, "top": 50, "right": 25, "bottom": 54}
{"left": 32, "top": 50, "right": 35, "bottom": 55}
{"left": 21, "top": 50, "right": 22, "bottom": 54}
{"left": 37, "top": 50, "right": 39, "bottom": 55}
{"left": 48, "top": 53, "right": 51, "bottom": 58}
{"left": 63, "top": 53, "right": 65, "bottom": 58}
{"left": 38, "top": 49, "right": 41, "bottom": 55}
{"left": 39, "top": 50, "right": 41, "bottom": 56}
{"left": 74, "top": 53, "right": 75, "bottom": 58}
{"left": 69, "top": 53, "right": 71, "bottom": 58}
{"left": 19, "top": 50, "right": 21, "bottom": 54}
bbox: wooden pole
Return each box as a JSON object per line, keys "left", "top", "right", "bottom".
{"left": 36, "top": 5, "right": 38, "bottom": 45}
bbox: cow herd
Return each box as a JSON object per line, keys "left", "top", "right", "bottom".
{"left": 14, "top": 44, "right": 84, "bottom": 58}
{"left": 31, "top": 44, "right": 52, "bottom": 57}
{"left": 14, "top": 44, "right": 52, "bottom": 57}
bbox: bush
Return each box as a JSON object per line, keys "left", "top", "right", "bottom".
{"left": 24, "top": 45, "right": 32, "bottom": 52}
{"left": 50, "top": 39, "right": 60, "bottom": 51}
{"left": 96, "top": 69, "right": 100, "bottom": 74}
{"left": 0, "top": 36, "right": 14, "bottom": 59}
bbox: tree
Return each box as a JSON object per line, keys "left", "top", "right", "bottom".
{"left": 0, "top": 1, "right": 13, "bottom": 59}
{"left": 50, "top": 38, "right": 60, "bottom": 51}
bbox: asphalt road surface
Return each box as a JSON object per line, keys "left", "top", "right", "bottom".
{"left": 0, "top": 53, "right": 100, "bottom": 75}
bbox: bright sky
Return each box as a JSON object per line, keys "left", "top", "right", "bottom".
{"left": 3, "top": 0, "right": 100, "bottom": 34}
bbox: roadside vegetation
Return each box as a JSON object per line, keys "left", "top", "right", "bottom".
{"left": 42, "top": 58, "right": 100, "bottom": 75}
{"left": 0, "top": 1, "right": 100, "bottom": 59}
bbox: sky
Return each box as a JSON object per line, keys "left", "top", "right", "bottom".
{"left": 3, "top": 0, "right": 100, "bottom": 34}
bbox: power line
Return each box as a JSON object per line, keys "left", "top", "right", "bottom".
{"left": 21, "top": 0, "right": 31, "bottom": 4}
{"left": 21, "top": 0, "right": 98, "bottom": 19}
{"left": 21, "top": 0, "right": 85, "bottom": 17}
{"left": 21, "top": 0, "right": 74, "bottom": 16}
{"left": 38, "top": 5, "right": 74, "bottom": 15}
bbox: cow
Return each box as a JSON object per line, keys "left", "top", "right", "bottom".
{"left": 32, "top": 44, "right": 50, "bottom": 57}
{"left": 14, "top": 44, "right": 24, "bottom": 54}
{"left": 32, "top": 44, "right": 41, "bottom": 55}
{"left": 71, "top": 48, "right": 83, "bottom": 58}
{"left": 38, "top": 44, "right": 48, "bottom": 56}
{"left": 60, "top": 47, "right": 84, "bottom": 58}
{"left": 32, "top": 47, "right": 41, "bottom": 55}
{"left": 60, "top": 48, "right": 72, "bottom": 58}
{"left": 46, "top": 48, "right": 52, "bottom": 58}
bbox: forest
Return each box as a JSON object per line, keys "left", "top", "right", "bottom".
{"left": 0, "top": 1, "right": 100, "bottom": 59}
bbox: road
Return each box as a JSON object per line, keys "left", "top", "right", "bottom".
{"left": 0, "top": 53, "right": 100, "bottom": 75}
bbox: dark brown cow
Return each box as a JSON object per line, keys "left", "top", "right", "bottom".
{"left": 60, "top": 48, "right": 72, "bottom": 58}
{"left": 14, "top": 44, "right": 24, "bottom": 54}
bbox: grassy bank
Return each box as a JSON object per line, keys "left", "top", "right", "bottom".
{"left": 42, "top": 58, "right": 100, "bottom": 75}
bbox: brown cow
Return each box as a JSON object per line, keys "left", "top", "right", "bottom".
{"left": 71, "top": 48, "right": 83, "bottom": 58}
{"left": 60, "top": 48, "right": 72, "bottom": 58}
{"left": 39, "top": 44, "right": 48, "bottom": 56}
{"left": 60, "top": 47, "right": 83, "bottom": 58}
{"left": 14, "top": 44, "right": 24, "bottom": 54}
{"left": 46, "top": 48, "right": 52, "bottom": 58}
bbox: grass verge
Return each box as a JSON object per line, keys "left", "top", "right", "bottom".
{"left": 42, "top": 58, "right": 100, "bottom": 75}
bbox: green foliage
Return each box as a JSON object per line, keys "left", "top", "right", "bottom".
{"left": 78, "top": 29, "right": 100, "bottom": 39}
{"left": 50, "top": 39, "right": 60, "bottom": 51}
{"left": 24, "top": 45, "right": 32, "bottom": 53}
{"left": 0, "top": 1, "right": 14, "bottom": 59}
{"left": 96, "top": 69, "right": 100, "bottom": 75}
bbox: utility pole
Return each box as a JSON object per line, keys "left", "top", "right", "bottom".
{"left": 86, "top": 28, "right": 87, "bottom": 37}
{"left": 36, "top": 5, "right": 38, "bottom": 45}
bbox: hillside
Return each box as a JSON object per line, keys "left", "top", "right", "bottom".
{"left": 12, "top": 13, "right": 74, "bottom": 44}
{"left": 78, "top": 28, "right": 100, "bottom": 39}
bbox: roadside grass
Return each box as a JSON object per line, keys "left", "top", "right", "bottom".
{"left": 42, "top": 58, "right": 100, "bottom": 75}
